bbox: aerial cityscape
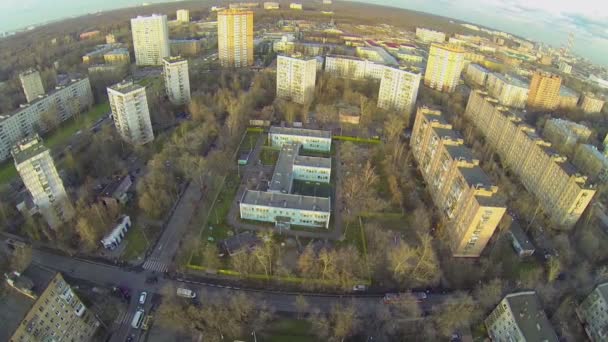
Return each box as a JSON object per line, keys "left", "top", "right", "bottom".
{"left": 0, "top": 0, "right": 608, "bottom": 341}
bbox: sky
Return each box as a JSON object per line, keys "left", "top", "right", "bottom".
{"left": 0, "top": 0, "right": 606, "bottom": 66}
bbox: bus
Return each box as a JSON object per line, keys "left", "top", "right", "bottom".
{"left": 131, "top": 309, "right": 145, "bottom": 329}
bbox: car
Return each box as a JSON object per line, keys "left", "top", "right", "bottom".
{"left": 352, "top": 284, "right": 367, "bottom": 292}
{"left": 139, "top": 291, "right": 147, "bottom": 305}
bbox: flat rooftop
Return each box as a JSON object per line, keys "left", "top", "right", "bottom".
{"left": 294, "top": 155, "right": 331, "bottom": 169}
{"left": 459, "top": 165, "right": 495, "bottom": 189}
{"left": 432, "top": 127, "right": 461, "bottom": 141}
{"left": 445, "top": 145, "right": 477, "bottom": 163}
{"left": 491, "top": 72, "right": 529, "bottom": 88}
{"left": 269, "top": 126, "right": 332, "bottom": 139}
{"left": 504, "top": 292, "right": 558, "bottom": 342}
{"left": 108, "top": 81, "right": 144, "bottom": 94}
{"left": 242, "top": 190, "right": 331, "bottom": 212}
{"left": 11, "top": 136, "right": 48, "bottom": 165}
{"left": 269, "top": 143, "right": 298, "bottom": 193}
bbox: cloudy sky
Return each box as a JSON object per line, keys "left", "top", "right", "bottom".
{"left": 359, "top": 0, "right": 608, "bottom": 66}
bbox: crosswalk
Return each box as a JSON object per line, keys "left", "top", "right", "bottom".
{"left": 143, "top": 259, "right": 169, "bottom": 272}
{"left": 115, "top": 311, "right": 135, "bottom": 325}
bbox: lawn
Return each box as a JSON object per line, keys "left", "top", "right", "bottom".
{"left": 260, "top": 319, "right": 315, "bottom": 342}
{"left": 238, "top": 131, "right": 260, "bottom": 155}
{"left": 0, "top": 102, "right": 110, "bottom": 186}
{"left": 121, "top": 226, "right": 151, "bottom": 261}
{"left": 260, "top": 147, "right": 279, "bottom": 165}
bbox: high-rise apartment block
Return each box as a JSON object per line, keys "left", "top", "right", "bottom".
{"left": 176, "top": 9, "right": 190, "bottom": 22}
{"left": 131, "top": 14, "right": 170, "bottom": 66}
{"left": 577, "top": 283, "right": 608, "bottom": 342}
{"left": 107, "top": 81, "right": 154, "bottom": 145}
{"left": 163, "top": 56, "right": 191, "bottom": 105}
{"left": 8, "top": 272, "right": 101, "bottom": 341}
{"left": 527, "top": 71, "right": 562, "bottom": 110}
{"left": 424, "top": 44, "right": 465, "bottom": 93}
{"left": 465, "top": 90, "right": 595, "bottom": 229}
{"left": 485, "top": 292, "right": 558, "bottom": 342}
{"left": 324, "top": 55, "right": 385, "bottom": 80}
{"left": 377, "top": 67, "right": 421, "bottom": 116}
{"left": 12, "top": 136, "right": 74, "bottom": 229}
{"left": 276, "top": 55, "right": 317, "bottom": 104}
{"left": 543, "top": 118, "right": 591, "bottom": 154}
{"left": 465, "top": 64, "right": 489, "bottom": 86}
{"left": 486, "top": 72, "right": 529, "bottom": 109}
{"left": 580, "top": 93, "right": 605, "bottom": 114}
{"left": 415, "top": 28, "right": 446, "bottom": 43}
{"left": 0, "top": 77, "right": 93, "bottom": 161}
{"left": 19, "top": 69, "right": 45, "bottom": 103}
{"left": 217, "top": 9, "right": 254, "bottom": 68}
{"left": 573, "top": 144, "right": 608, "bottom": 183}
{"left": 559, "top": 61, "right": 572, "bottom": 74}
{"left": 410, "top": 107, "right": 506, "bottom": 257}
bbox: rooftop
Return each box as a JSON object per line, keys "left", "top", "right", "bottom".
{"left": 11, "top": 135, "right": 48, "bottom": 165}
{"left": 459, "top": 165, "right": 494, "bottom": 189}
{"left": 242, "top": 190, "right": 331, "bottom": 212}
{"left": 509, "top": 220, "right": 535, "bottom": 251}
{"left": 504, "top": 292, "right": 558, "bottom": 342}
{"left": 108, "top": 80, "right": 144, "bottom": 94}
{"left": 220, "top": 232, "right": 261, "bottom": 256}
{"left": 100, "top": 175, "right": 132, "bottom": 198}
{"left": 270, "top": 126, "right": 332, "bottom": 139}
{"left": 432, "top": 127, "right": 462, "bottom": 142}
{"left": 294, "top": 155, "right": 331, "bottom": 169}
{"left": 269, "top": 143, "right": 298, "bottom": 193}
{"left": 445, "top": 145, "right": 477, "bottom": 164}
{"left": 163, "top": 56, "right": 187, "bottom": 64}
{"left": 491, "top": 72, "right": 529, "bottom": 88}
{"left": 430, "top": 43, "right": 465, "bottom": 53}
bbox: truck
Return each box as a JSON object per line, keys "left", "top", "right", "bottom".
{"left": 176, "top": 287, "right": 197, "bottom": 298}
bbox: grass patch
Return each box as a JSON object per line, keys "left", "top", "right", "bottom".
{"left": 121, "top": 226, "right": 150, "bottom": 261}
{"left": 260, "top": 147, "right": 279, "bottom": 165}
{"left": 260, "top": 319, "right": 315, "bottom": 342}
{"left": 238, "top": 131, "right": 260, "bottom": 156}
{"left": 333, "top": 135, "right": 381, "bottom": 144}
{"left": 0, "top": 162, "right": 17, "bottom": 186}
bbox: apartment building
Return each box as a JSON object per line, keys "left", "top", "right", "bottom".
{"left": 269, "top": 126, "right": 332, "bottom": 152}
{"left": 217, "top": 9, "right": 254, "bottom": 68}
{"left": 0, "top": 77, "right": 93, "bottom": 161}
{"left": 415, "top": 28, "right": 446, "bottom": 43}
{"left": 465, "top": 90, "right": 596, "bottom": 229}
{"left": 324, "top": 55, "right": 385, "bottom": 80}
{"left": 107, "top": 81, "right": 154, "bottom": 145}
{"left": 573, "top": 144, "right": 608, "bottom": 183}
{"left": 527, "top": 71, "right": 562, "bottom": 110}
{"left": 12, "top": 136, "right": 74, "bottom": 229}
{"left": 410, "top": 107, "right": 506, "bottom": 257}
{"left": 163, "top": 56, "right": 191, "bottom": 105}
{"left": 9, "top": 272, "right": 100, "bottom": 341}
{"left": 176, "top": 9, "right": 190, "bottom": 22}
{"left": 543, "top": 118, "right": 591, "bottom": 154}
{"left": 558, "top": 86, "right": 580, "bottom": 109}
{"left": 19, "top": 69, "right": 45, "bottom": 103}
{"left": 240, "top": 141, "right": 331, "bottom": 228}
{"left": 577, "top": 283, "right": 608, "bottom": 342}
{"left": 170, "top": 39, "right": 201, "bottom": 57}
{"left": 131, "top": 14, "right": 170, "bottom": 66}
{"left": 424, "top": 43, "right": 465, "bottom": 93}
{"left": 559, "top": 61, "right": 572, "bottom": 74}
{"left": 264, "top": 2, "right": 280, "bottom": 9}
{"left": 290, "top": 3, "right": 303, "bottom": 10}
{"left": 377, "top": 67, "right": 421, "bottom": 116}
{"left": 485, "top": 291, "right": 558, "bottom": 342}
{"left": 465, "top": 64, "right": 489, "bottom": 86}
{"left": 486, "top": 72, "right": 529, "bottom": 109}
{"left": 103, "top": 48, "right": 130, "bottom": 65}
{"left": 276, "top": 55, "right": 317, "bottom": 104}
{"left": 580, "top": 93, "right": 605, "bottom": 113}
{"left": 82, "top": 44, "right": 128, "bottom": 65}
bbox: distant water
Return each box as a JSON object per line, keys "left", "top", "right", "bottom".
{"left": 0, "top": 0, "right": 176, "bottom": 32}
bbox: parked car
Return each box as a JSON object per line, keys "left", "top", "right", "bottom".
{"left": 139, "top": 291, "right": 147, "bottom": 305}
{"left": 352, "top": 284, "right": 368, "bottom": 292}
{"left": 176, "top": 288, "right": 197, "bottom": 299}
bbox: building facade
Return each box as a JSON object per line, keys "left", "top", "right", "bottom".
{"left": 217, "top": 9, "right": 254, "bottom": 68}
{"left": 527, "top": 71, "right": 562, "bottom": 110}
{"left": 107, "top": 81, "right": 154, "bottom": 145}
{"left": 573, "top": 144, "right": 608, "bottom": 183}
{"left": 377, "top": 67, "right": 421, "bottom": 116}
{"left": 580, "top": 93, "right": 605, "bottom": 114}
{"left": 12, "top": 136, "right": 74, "bottom": 229}
{"left": 577, "top": 283, "right": 608, "bottom": 342}
{"left": 163, "top": 56, "right": 191, "bottom": 105}
{"left": 131, "top": 14, "right": 170, "bottom": 66}
{"left": 324, "top": 55, "right": 384, "bottom": 80}
{"left": 415, "top": 28, "right": 446, "bottom": 43}
{"left": 264, "top": 2, "right": 280, "bottom": 9}
{"left": 485, "top": 292, "right": 558, "bottom": 342}
{"left": 269, "top": 126, "right": 332, "bottom": 152}
{"left": 465, "top": 64, "right": 489, "bottom": 86}
{"left": 103, "top": 48, "right": 130, "bottom": 65}
{"left": 276, "top": 55, "right": 317, "bottom": 104}
{"left": 486, "top": 73, "right": 529, "bottom": 109}
{"left": 170, "top": 39, "right": 201, "bottom": 57}
{"left": 19, "top": 69, "right": 45, "bottom": 103}
{"left": 465, "top": 90, "right": 596, "bottom": 229}
{"left": 558, "top": 86, "right": 580, "bottom": 109}
{"left": 559, "top": 61, "right": 572, "bottom": 74}
{"left": 543, "top": 118, "right": 591, "bottom": 154}
{"left": 176, "top": 9, "right": 190, "bottom": 22}
{"left": 424, "top": 44, "right": 465, "bottom": 93}
{"left": 0, "top": 77, "right": 93, "bottom": 161}
{"left": 9, "top": 273, "right": 100, "bottom": 341}
{"left": 410, "top": 107, "right": 506, "bottom": 257}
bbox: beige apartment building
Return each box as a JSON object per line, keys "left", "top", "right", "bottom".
{"left": 465, "top": 90, "right": 596, "bottom": 229}
{"left": 217, "top": 9, "right": 254, "bottom": 68}
{"left": 377, "top": 66, "right": 421, "bottom": 116}
{"left": 577, "top": 283, "right": 608, "bottom": 342}
{"left": 9, "top": 273, "right": 100, "bottom": 341}
{"left": 527, "top": 71, "right": 562, "bottom": 110}
{"left": 424, "top": 43, "right": 465, "bottom": 93}
{"left": 410, "top": 107, "right": 506, "bottom": 257}
{"left": 580, "top": 93, "right": 605, "bottom": 113}
{"left": 176, "top": 9, "right": 190, "bottom": 22}
{"left": 558, "top": 86, "right": 580, "bottom": 109}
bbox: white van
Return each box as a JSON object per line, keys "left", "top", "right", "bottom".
{"left": 131, "top": 309, "right": 145, "bottom": 329}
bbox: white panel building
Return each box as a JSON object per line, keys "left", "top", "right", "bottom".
{"left": 465, "top": 63, "right": 489, "bottom": 86}
{"left": 107, "top": 81, "right": 154, "bottom": 145}
{"left": 131, "top": 14, "right": 170, "bottom": 66}
{"left": 176, "top": 9, "right": 190, "bottom": 23}
{"left": 276, "top": 55, "right": 317, "bottom": 104}
{"left": 163, "top": 56, "right": 191, "bottom": 105}
{"left": 324, "top": 55, "right": 385, "bottom": 80}
{"left": 12, "top": 136, "right": 74, "bottom": 229}
{"left": 269, "top": 126, "right": 332, "bottom": 152}
{"left": 415, "top": 28, "right": 446, "bottom": 43}
{"left": 377, "top": 67, "right": 421, "bottom": 116}
{"left": 486, "top": 73, "right": 529, "bottom": 109}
